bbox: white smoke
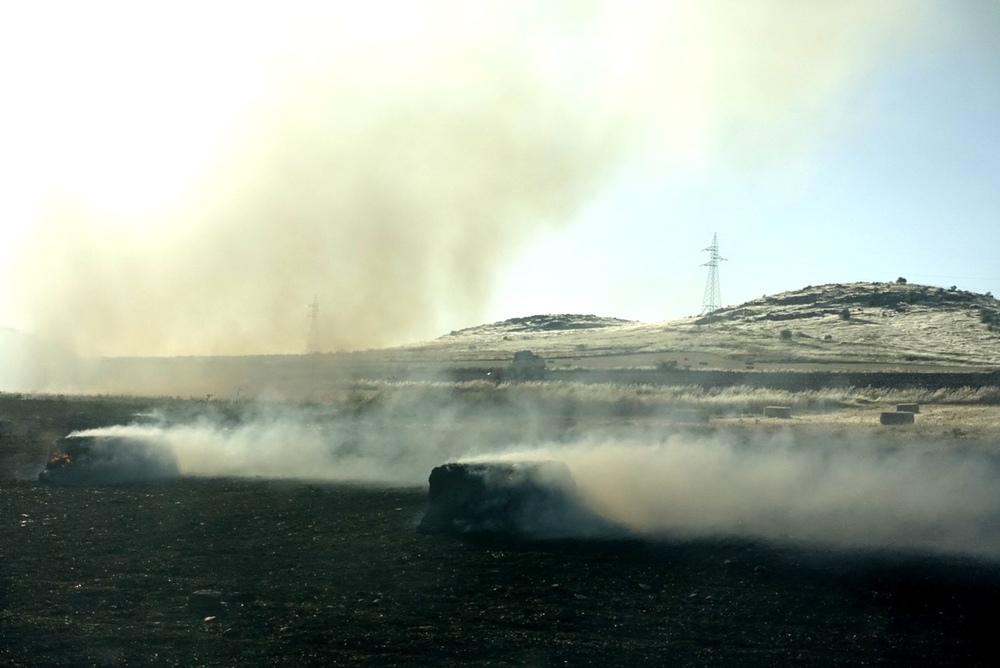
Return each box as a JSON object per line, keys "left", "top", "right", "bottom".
{"left": 562, "top": 435, "right": 1000, "bottom": 559}
{"left": 79, "top": 412, "right": 1000, "bottom": 560}
{"left": 79, "top": 408, "right": 487, "bottom": 486}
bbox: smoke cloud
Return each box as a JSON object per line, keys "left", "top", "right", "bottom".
{"left": 17, "top": 71, "right": 611, "bottom": 357}
{"left": 77, "top": 408, "right": 1000, "bottom": 560}
{"left": 76, "top": 400, "right": 499, "bottom": 485}
{"left": 1, "top": 1, "right": 927, "bottom": 360}
{"left": 564, "top": 435, "right": 1000, "bottom": 559}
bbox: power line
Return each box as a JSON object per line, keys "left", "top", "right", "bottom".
{"left": 306, "top": 294, "right": 320, "bottom": 354}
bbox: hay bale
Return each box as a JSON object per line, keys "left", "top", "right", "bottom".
{"left": 896, "top": 403, "right": 920, "bottom": 413}
{"left": 674, "top": 409, "right": 709, "bottom": 424}
{"left": 763, "top": 406, "right": 791, "bottom": 419}
{"left": 418, "top": 461, "right": 600, "bottom": 538}
{"left": 38, "top": 435, "right": 180, "bottom": 486}
{"left": 880, "top": 411, "right": 914, "bottom": 425}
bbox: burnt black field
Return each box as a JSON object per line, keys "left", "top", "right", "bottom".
{"left": 3, "top": 393, "right": 1000, "bottom": 666}
{"left": 3, "top": 477, "right": 1000, "bottom": 667}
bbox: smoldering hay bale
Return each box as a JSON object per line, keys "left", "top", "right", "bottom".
{"left": 417, "top": 461, "right": 623, "bottom": 540}
{"left": 38, "top": 434, "right": 180, "bottom": 485}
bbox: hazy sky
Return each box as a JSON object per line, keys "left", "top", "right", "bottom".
{"left": 1, "top": 1, "right": 998, "bottom": 356}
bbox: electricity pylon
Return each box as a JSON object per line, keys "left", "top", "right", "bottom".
{"left": 306, "top": 294, "right": 320, "bottom": 354}
{"left": 700, "top": 233, "right": 725, "bottom": 314}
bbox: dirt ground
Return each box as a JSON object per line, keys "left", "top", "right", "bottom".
{"left": 2, "top": 393, "right": 1000, "bottom": 666}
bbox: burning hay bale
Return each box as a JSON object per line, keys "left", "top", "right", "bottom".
{"left": 39, "top": 434, "right": 179, "bottom": 486}
{"left": 418, "top": 461, "right": 620, "bottom": 540}
{"left": 763, "top": 406, "right": 792, "bottom": 419}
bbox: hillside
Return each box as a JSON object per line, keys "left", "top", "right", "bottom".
{"left": 401, "top": 282, "right": 1000, "bottom": 371}
{"left": 5, "top": 282, "right": 999, "bottom": 398}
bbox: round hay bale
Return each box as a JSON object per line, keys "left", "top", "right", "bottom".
{"left": 763, "top": 406, "right": 792, "bottom": 419}
{"left": 417, "top": 461, "right": 620, "bottom": 538}
{"left": 896, "top": 403, "right": 920, "bottom": 413}
{"left": 880, "top": 411, "right": 914, "bottom": 425}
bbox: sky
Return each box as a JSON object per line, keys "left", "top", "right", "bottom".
{"left": 0, "top": 1, "right": 998, "bottom": 357}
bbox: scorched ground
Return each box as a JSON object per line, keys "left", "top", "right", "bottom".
{"left": 3, "top": 477, "right": 1000, "bottom": 667}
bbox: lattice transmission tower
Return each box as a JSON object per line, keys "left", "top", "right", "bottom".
{"left": 306, "top": 294, "right": 320, "bottom": 354}
{"left": 700, "top": 233, "right": 726, "bottom": 314}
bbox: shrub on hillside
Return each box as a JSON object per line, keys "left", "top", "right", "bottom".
{"left": 981, "top": 307, "right": 1000, "bottom": 332}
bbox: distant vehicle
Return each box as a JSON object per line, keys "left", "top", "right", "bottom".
{"left": 39, "top": 434, "right": 179, "bottom": 486}
{"left": 508, "top": 350, "right": 546, "bottom": 381}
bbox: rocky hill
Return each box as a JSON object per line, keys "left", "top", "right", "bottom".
{"left": 444, "top": 314, "right": 636, "bottom": 337}
{"left": 696, "top": 282, "right": 996, "bottom": 327}
{"left": 403, "top": 282, "right": 1000, "bottom": 371}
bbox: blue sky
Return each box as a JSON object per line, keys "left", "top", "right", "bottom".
{"left": 493, "top": 3, "right": 1000, "bottom": 322}
{"left": 0, "top": 1, "right": 997, "bottom": 355}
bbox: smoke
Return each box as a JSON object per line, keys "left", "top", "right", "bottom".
{"left": 1, "top": 1, "right": 929, "bottom": 362}
{"left": 561, "top": 435, "right": 1000, "bottom": 559}
{"left": 17, "top": 72, "right": 610, "bottom": 357}
{"left": 457, "top": 433, "right": 1000, "bottom": 559}
{"left": 77, "top": 400, "right": 498, "bottom": 485}
{"left": 76, "top": 404, "right": 1000, "bottom": 560}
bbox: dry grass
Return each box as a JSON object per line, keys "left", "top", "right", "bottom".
{"left": 331, "top": 380, "right": 1000, "bottom": 450}
{"left": 341, "top": 380, "right": 1000, "bottom": 415}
